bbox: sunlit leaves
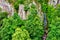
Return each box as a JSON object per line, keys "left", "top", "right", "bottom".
{"left": 12, "top": 28, "right": 31, "bottom": 40}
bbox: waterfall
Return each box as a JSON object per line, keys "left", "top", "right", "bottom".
{"left": 44, "top": 13, "right": 47, "bottom": 27}
{"left": 43, "top": 13, "right": 48, "bottom": 40}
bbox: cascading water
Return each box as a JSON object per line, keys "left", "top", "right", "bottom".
{"left": 43, "top": 13, "right": 48, "bottom": 40}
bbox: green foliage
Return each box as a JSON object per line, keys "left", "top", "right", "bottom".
{"left": 0, "top": 12, "right": 8, "bottom": 27}
{"left": 0, "top": 3, "right": 44, "bottom": 40}
{"left": 41, "top": 3, "right": 47, "bottom": 13}
{"left": 46, "top": 5, "right": 60, "bottom": 40}
{"left": 17, "top": 0, "right": 24, "bottom": 4}
{"left": 37, "top": 0, "right": 48, "bottom": 4}
{"left": 29, "top": 4, "right": 37, "bottom": 15}
{"left": 0, "top": 7, "right": 2, "bottom": 11}
{"left": 14, "top": 0, "right": 25, "bottom": 11}
{"left": 12, "top": 28, "right": 31, "bottom": 40}
{"left": 0, "top": 18, "right": 15, "bottom": 40}
{"left": 24, "top": 4, "right": 29, "bottom": 11}
{"left": 55, "top": 5, "right": 60, "bottom": 17}
{"left": 0, "top": 12, "right": 8, "bottom": 20}
{"left": 1, "top": 0, "right": 60, "bottom": 40}
{"left": 37, "top": 0, "right": 48, "bottom": 13}
{"left": 0, "top": 13, "right": 24, "bottom": 40}
{"left": 24, "top": 6, "right": 44, "bottom": 40}
{"left": 7, "top": 0, "right": 14, "bottom": 3}
{"left": 14, "top": 2, "right": 19, "bottom": 11}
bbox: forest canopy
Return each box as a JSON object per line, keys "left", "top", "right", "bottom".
{"left": 0, "top": 0, "right": 60, "bottom": 40}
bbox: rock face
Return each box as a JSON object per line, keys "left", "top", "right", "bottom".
{"left": 48, "top": 0, "right": 57, "bottom": 6}
{"left": 57, "top": 0, "right": 60, "bottom": 4}
{"left": 48, "top": 0, "right": 60, "bottom": 6}
{"left": 0, "top": 0, "right": 14, "bottom": 17}
{"left": 18, "top": 4, "right": 26, "bottom": 20}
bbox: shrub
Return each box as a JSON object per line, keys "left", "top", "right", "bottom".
{"left": 12, "top": 28, "right": 31, "bottom": 40}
